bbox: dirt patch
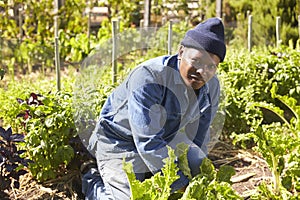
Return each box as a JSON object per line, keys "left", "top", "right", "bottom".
{"left": 2, "top": 170, "right": 83, "bottom": 200}
{"left": 208, "top": 141, "right": 272, "bottom": 199}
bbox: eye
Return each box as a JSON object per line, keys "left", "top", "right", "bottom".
{"left": 192, "top": 61, "right": 202, "bottom": 68}
{"left": 193, "top": 62, "right": 216, "bottom": 71}
{"left": 207, "top": 64, "right": 217, "bottom": 70}
{"left": 183, "top": 57, "right": 217, "bottom": 71}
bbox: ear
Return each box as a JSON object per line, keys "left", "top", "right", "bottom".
{"left": 177, "top": 45, "right": 184, "bottom": 59}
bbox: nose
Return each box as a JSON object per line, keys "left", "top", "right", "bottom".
{"left": 196, "top": 67, "right": 205, "bottom": 74}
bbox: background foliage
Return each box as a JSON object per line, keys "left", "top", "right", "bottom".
{"left": 223, "top": 0, "right": 300, "bottom": 47}
{"left": 1, "top": 0, "right": 299, "bottom": 74}
{"left": 0, "top": 0, "right": 300, "bottom": 198}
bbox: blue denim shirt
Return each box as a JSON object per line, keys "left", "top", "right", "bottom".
{"left": 90, "top": 54, "right": 220, "bottom": 190}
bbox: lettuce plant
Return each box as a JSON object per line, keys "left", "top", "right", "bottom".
{"left": 123, "top": 146, "right": 179, "bottom": 200}
{"left": 124, "top": 146, "right": 241, "bottom": 200}
{"left": 234, "top": 83, "right": 300, "bottom": 198}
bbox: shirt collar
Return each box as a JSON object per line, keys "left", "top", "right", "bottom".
{"left": 163, "top": 54, "right": 184, "bottom": 85}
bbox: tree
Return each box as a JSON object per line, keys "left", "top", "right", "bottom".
{"left": 224, "top": 0, "right": 299, "bottom": 47}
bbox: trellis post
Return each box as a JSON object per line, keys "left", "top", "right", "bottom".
{"left": 87, "top": 10, "right": 91, "bottom": 38}
{"left": 144, "top": 0, "right": 151, "bottom": 27}
{"left": 112, "top": 20, "right": 119, "bottom": 84}
{"left": 276, "top": 16, "right": 281, "bottom": 48}
{"left": 18, "top": 7, "right": 23, "bottom": 42}
{"left": 168, "top": 20, "right": 173, "bottom": 55}
{"left": 298, "top": 15, "right": 300, "bottom": 39}
{"left": 216, "top": 0, "right": 222, "bottom": 18}
{"left": 54, "top": 0, "right": 61, "bottom": 91}
{"left": 248, "top": 15, "right": 252, "bottom": 52}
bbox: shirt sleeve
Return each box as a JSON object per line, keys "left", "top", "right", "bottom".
{"left": 127, "top": 66, "right": 170, "bottom": 173}
{"left": 127, "top": 66, "right": 189, "bottom": 190}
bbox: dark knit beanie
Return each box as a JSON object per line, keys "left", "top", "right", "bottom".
{"left": 181, "top": 17, "right": 226, "bottom": 62}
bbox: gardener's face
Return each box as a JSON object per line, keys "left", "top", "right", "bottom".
{"left": 178, "top": 46, "right": 220, "bottom": 90}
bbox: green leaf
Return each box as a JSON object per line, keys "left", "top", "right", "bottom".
{"left": 123, "top": 160, "right": 147, "bottom": 199}
{"left": 216, "top": 165, "right": 236, "bottom": 183}
{"left": 54, "top": 145, "right": 74, "bottom": 165}
{"left": 181, "top": 158, "right": 242, "bottom": 200}
{"left": 270, "top": 82, "right": 278, "bottom": 99}
{"left": 251, "top": 102, "right": 289, "bottom": 127}
{"left": 45, "top": 117, "right": 54, "bottom": 128}
{"left": 199, "top": 158, "right": 215, "bottom": 182}
{"left": 180, "top": 179, "right": 205, "bottom": 200}
{"left": 175, "top": 142, "right": 192, "bottom": 180}
{"left": 123, "top": 146, "right": 179, "bottom": 200}
{"left": 282, "top": 175, "right": 293, "bottom": 191}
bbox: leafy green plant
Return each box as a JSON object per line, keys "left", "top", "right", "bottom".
{"left": 63, "top": 33, "right": 97, "bottom": 62}
{"left": 123, "top": 146, "right": 179, "bottom": 200}
{"left": 123, "top": 146, "right": 241, "bottom": 200}
{"left": 17, "top": 92, "right": 76, "bottom": 181}
{"left": 0, "top": 2, "right": 19, "bottom": 38}
{"left": 247, "top": 123, "right": 297, "bottom": 199}
{"left": 0, "top": 127, "right": 31, "bottom": 190}
{"left": 17, "top": 38, "right": 54, "bottom": 73}
{"left": 233, "top": 83, "right": 300, "bottom": 198}
{"left": 220, "top": 46, "right": 300, "bottom": 136}
{"left": 0, "top": 74, "right": 60, "bottom": 131}
{"left": 98, "top": 0, "right": 141, "bottom": 27}
{"left": 179, "top": 158, "right": 241, "bottom": 200}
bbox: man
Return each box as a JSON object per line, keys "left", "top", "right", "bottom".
{"left": 82, "top": 17, "right": 226, "bottom": 199}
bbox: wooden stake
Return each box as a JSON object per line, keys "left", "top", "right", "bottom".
{"left": 19, "top": 7, "right": 23, "bottom": 42}
{"left": 54, "top": 1, "right": 61, "bottom": 91}
{"left": 248, "top": 15, "right": 252, "bottom": 52}
{"left": 168, "top": 20, "right": 173, "bottom": 55}
{"left": 112, "top": 20, "right": 118, "bottom": 84}
{"left": 87, "top": 9, "right": 91, "bottom": 39}
{"left": 298, "top": 15, "right": 300, "bottom": 39}
{"left": 143, "top": 0, "right": 151, "bottom": 27}
{"left": 276, "top": 16, "right": 281, "bottom": 48}
{"left": 216, "top": 0, "right": 222, "bottom": 18}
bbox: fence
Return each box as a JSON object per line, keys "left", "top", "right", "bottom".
{"left": 1, "top": 14, "right": 300, "bottom": 91}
